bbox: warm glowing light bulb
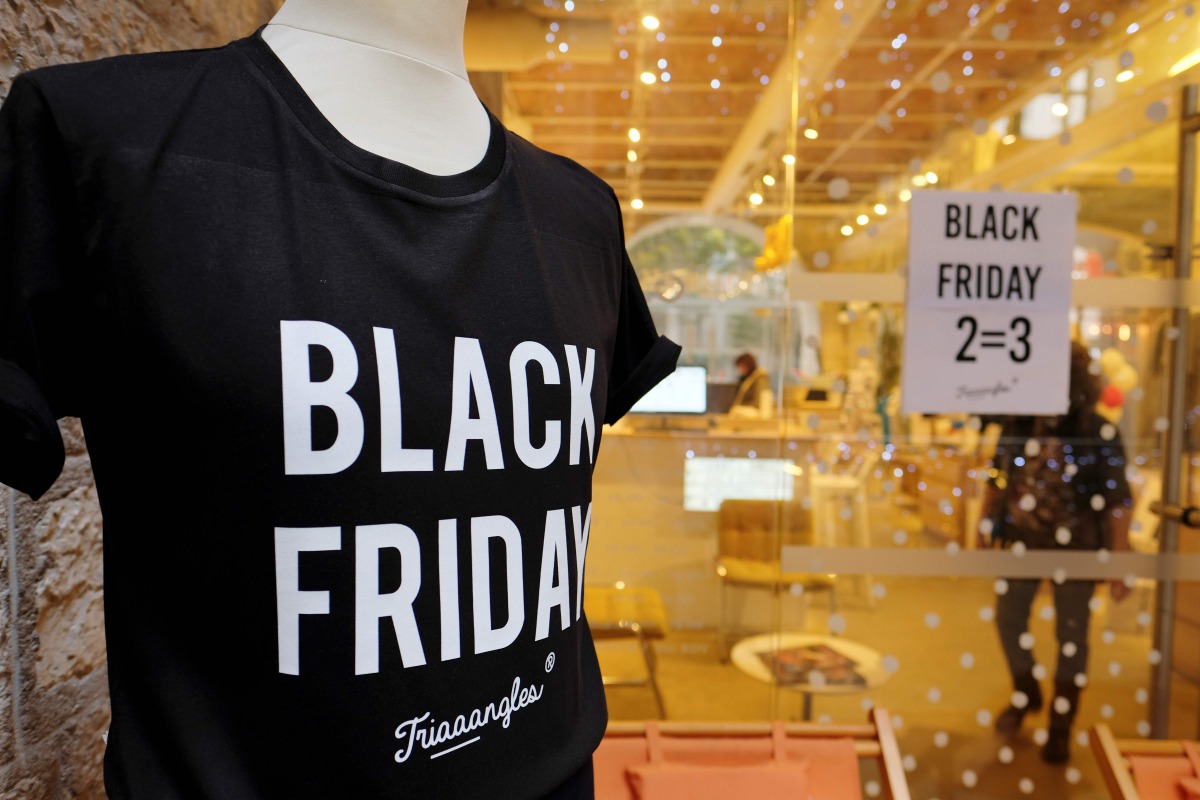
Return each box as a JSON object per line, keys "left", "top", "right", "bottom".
{"left": 841, "top": 224, "right": 854, "bottom": 236}
{"left": 804, "top": 128, "right": 819, "bottom": 140}
{"left": 628, "top": 127, "right": 641, "bottom": 143}
{"left": 924, "top": 171, "right": 939, "bottom": 184}
{"left": 1051, "top": 101, "right": 1069, "bottom": 117}
{"left": 874, "top": 203, "right": 888, "bottom": 215}
{"left": 856, "top": 214, "right": 870, "bottom": 225}
{"left": 782, "top": 153, "right": 796, "bottom": 165}
{"left": 1116, "top": 69, "right": 1134, "bottom": 83}
{"left": 1001, "top": 133, "right": 1017, "bottom": 145}
{"left": 912, "top": 174, "right": 928, "bottom": 188}
{"left": 627, "top": 150, "right": 638, "bottom": 162}
{"left": 749, "top": 192, "right": 764, "bottom": 206}
{"left": 762, "top": 175, "right": 776, "bottom": 187}
{"left": 641, "top": 71, "right": 658, "bottom": 85}
{"left": 642, "top": 15, "right": 660, "bottom": 30}
{"left": 631, "top": 198, "right": 644, "bottom": 210}
{"left": 1118, "top": 324, "right": 1131, "bottom": 341}
{"left": 899, "top": 188, "right": 912, "bottom": 202}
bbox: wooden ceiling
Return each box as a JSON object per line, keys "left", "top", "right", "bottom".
{"left": 467, "top": 0, "right": 1197, "bottom": 252}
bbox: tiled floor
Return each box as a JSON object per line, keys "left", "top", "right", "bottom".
{"left": 599, "top": 572, "right": 1180, "bottom": 798}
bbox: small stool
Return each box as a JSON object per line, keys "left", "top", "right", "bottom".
{"left": 585, "top": 585, "right": 670, "bottom": 718}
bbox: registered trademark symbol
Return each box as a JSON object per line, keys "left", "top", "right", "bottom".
{"left": 545, "top": 652, "right": 556, "bottom": 672}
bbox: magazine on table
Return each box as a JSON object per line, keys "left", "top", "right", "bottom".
{"left": 757, "top": 644, "right": 867, "bottom": 687}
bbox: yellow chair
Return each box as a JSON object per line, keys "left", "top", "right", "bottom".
{"left": 716, "top": 499, "right": 836, "bottom": 660}
{"left": 586, "top": 584, "right": 670, "bottom": 718}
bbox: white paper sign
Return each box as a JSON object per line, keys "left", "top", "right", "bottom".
{"left": 901, "top": 190, "right": 1075, "bottom": 415}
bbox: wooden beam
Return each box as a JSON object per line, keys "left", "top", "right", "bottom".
{"left": 799, "top": 2, "right": 1004, "bottom": 186}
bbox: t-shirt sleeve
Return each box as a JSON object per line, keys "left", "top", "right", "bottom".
{"left": 0, "top": 74, "right": 89, "bottom": 499}
{"left": 603, "top": 199, "right": 681, "bottom": 424}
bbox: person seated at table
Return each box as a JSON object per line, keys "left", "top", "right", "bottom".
{"left": 730, "top": 352, "right": 772, "bottom": 415}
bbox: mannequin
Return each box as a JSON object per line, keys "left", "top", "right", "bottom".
{"left": 262, "top": 0, "right": 491, "bottom": 175}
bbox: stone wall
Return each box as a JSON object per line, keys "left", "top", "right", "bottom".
{"left": 1, "top": 4, "right": 276, "bottom": 797}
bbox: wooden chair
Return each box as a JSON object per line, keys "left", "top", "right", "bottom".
{"left": 586, "top": 584, "right": 670, "bottom": 718}
{"left": 594, "top": 706, "right": 911, "bottom": 800}
{"left": 716, "top": 499, "right": 836, "bottom": 660}
{"left": 1090, "top": 722, "right": 1200, "bottom": 799}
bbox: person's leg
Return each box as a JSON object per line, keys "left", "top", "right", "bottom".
{"left": 993, "top": 578, "right": 1044, "bottom": 733}
{"left": 1043, "top": 579, "right": 1097, "bottom": 763}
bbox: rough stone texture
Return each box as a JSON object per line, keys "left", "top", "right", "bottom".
{"left": 0, "top": 4, "right": 276, "bottom": 797}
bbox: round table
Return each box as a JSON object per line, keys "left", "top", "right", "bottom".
{"left": 730, "top": 632, "right": 890, "bottom": 720}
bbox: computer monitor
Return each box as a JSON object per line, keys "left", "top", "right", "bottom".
{"left": 630, "top": 365, "right": 708, "bottom": 414}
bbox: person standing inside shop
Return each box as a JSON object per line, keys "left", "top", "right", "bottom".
{"left": 984, "top": 341, "right": 1133, "bottom": 763}
{"left": 729, "top": 352, "right": 771, "bottom": 413}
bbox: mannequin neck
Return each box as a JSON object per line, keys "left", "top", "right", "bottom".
{"left": 261, "top": 0, "right": 490, "bottom": 176}
{"left": 268, "top": 0, "right": 471, "bottom": 81}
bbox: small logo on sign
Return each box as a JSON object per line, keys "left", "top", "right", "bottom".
{"left": 545, "top": 652, "right": 556, "bottom": 673}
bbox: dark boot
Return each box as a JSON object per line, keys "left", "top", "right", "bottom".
{"left": 1042, "top": 684, "right": 1081, "bottom": 764}
{"left": 995, "top": 673, "right": 1043, "bottom": 735}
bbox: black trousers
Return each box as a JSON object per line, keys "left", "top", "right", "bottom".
{"left": 995, "top": 578, "right": 1096, "bottom": 704}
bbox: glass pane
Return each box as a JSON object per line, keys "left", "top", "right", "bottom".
{"left": 511, "top": 0, "right": 1200, "bottom": 795}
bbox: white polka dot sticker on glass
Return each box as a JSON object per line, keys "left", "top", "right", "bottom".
{"left": 1117, "top": 167, "right": 1134, "bottom": 185}
{"left": 976, "top": 709, "right": 993, "bottom": 727}
{"left": 827, "top": 177, "right": 850, "bottom": 200}
{"left": 961, "top": 652, "right": 975, "bottom": 669}
{"left": 962, "top": 769, "right": 978, "bottom": 788}
{"left": 811, "top": 251, "right": 831, "bottom": 269}
{"left": 930, "top": 70, "right": 952, "bottom": 93}
{"left": 865, "top": 780, "right": 881, "bottom": 798}
{"left": 998, "top": 745, "right": 1014, "bottom": 764}
{"left": 925, "top": 612, "right": 941, "bottom": 629}
{"left": 1019, "top": 778, "right": 1035, "bottom": 795}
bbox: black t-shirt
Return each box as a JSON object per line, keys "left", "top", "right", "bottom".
{"left": 0, "top": 30, "right": 680, "bottom": 800}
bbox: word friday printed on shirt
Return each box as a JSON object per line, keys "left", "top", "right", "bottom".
{"left": 273, "top": 320, "right": 598, "bottom": 677}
